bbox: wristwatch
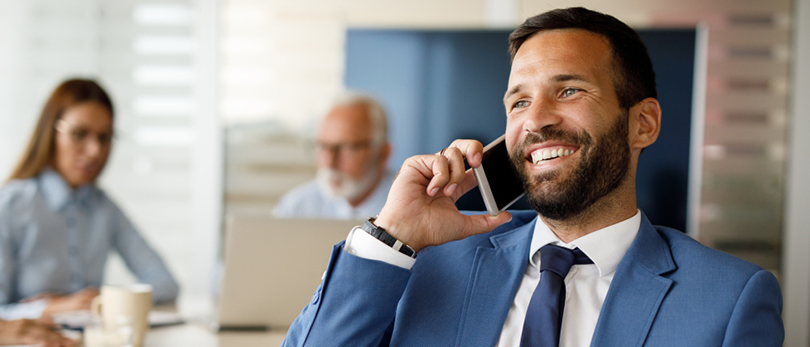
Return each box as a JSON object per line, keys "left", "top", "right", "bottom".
{"left": 360, "top": 217, "right": 417, "bottom": 258}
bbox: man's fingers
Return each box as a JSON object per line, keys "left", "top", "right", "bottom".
{"left": 465, "top": 211, "right": 512, "bottom": 236}
{"left": 451, "top": 169, "right": 479, "bottom": 201}
{"left": 448, "top": 139, "right": 484, "bottom": 167}
{"left": 401, "top": 154, "right": 460, "bottom": 198}
{"left": 441, "top": 147, "right": 466, "bottom": 196}
{"left": 422, "top": 155, "right": 450, "bottom": 196}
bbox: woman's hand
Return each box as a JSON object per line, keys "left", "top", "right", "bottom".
{"left": 0, "top": 319, "right": 77, "bottom": 347}
{"left": 41, "top": 287, "right": 99, "bottom": 316}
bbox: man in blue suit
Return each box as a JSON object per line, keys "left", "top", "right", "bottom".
{"left": 283, "top": 7, "right": 783, "bottom": 347}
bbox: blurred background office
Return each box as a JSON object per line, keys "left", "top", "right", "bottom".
{"left": 0, "top": 0, "right": 807, "bottom": 345}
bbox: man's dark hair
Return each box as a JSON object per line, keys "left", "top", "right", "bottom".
{"left": 509, "top": 7, "right": 657, "bottom": 110}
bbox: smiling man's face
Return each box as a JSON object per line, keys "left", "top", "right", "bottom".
{"left": 503, "top": 29, "right": 631, "bottom": 221}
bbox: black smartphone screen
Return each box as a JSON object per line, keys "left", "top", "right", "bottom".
{"left": 480, "top": 138, "right": 526, "bottom": 210}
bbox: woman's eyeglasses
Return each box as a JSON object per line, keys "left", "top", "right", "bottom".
{"left": 55, "top": 119, "right": 114, "bottom": 146}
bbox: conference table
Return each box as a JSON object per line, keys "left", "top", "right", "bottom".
{"left": 143, "top": 322, "right": 288, "bottom": 346}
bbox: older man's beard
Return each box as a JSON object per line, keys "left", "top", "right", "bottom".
{"left": 317, "top": 166, "right": 380, "bottom": 203}
{"left": 509, "top": 112, "right": 631, "bottom": 221}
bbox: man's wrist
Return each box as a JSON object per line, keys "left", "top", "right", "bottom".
{"left": 373, "top": 214, "right": 424, "bottom": 252}
{"left": 362, "top": 217, "right": 417, "bottom": 257}
{"left": 371, "top": 214, "right": 399, "bottom": 242}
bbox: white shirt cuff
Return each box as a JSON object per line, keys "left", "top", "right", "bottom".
{"left": 0, "top": 299, "right": 47, "bottom": 320}
{"left": 344, "top": 227, "right": 416, "bottom": 270}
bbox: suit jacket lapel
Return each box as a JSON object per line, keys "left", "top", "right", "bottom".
{"left": 590, "top": 213, "right": 676, "bottom": 347}
{"left": 456, "top": 218, "right": 535, "bottom": 346}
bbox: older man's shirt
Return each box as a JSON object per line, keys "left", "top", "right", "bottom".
{"left": 0, "top": 169, "right": 179, "bottom": 319}
{"left": 345, "top": 210, "right": 641, "bottom": 347}
{"left": 273, "top": 172, "right": 394, "bottom": 220}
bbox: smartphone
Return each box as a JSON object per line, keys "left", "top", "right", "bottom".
{"left": 472, "top": 135, "right": 526, "bottom": 216}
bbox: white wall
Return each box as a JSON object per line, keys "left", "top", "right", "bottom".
{"left": 186, "top": 0, "right": 221, "bottom": 310}
{"left": 782, "top": 0, "right": 810, "bottom": 344}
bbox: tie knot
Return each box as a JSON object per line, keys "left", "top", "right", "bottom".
{"left": 539, "top": 244, "right": 592, "bottom": 278}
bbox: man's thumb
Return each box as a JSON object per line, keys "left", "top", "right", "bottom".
{"left": 467, "top": 211, "right": 512, "bottom": 235}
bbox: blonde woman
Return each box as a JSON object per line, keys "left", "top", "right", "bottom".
{"left": 0, "top": 79, "right": 178, "bottom": 320}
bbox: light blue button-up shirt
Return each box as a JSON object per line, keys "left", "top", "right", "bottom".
{"left": 0, "top": 168, "right": 179, "bottom": 319}
{"left": 273, "top": 172, "right": 395, "bottom": 220}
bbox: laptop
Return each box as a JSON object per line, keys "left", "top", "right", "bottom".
{"left": 213, "top": 216, "right": 363, "bottom": 331}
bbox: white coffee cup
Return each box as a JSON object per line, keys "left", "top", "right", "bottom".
{"left": 83, "top": 316, "right": 133, "bottom": 347}
{"left": 91, "top": 284, "right": 153, "bottom": 347}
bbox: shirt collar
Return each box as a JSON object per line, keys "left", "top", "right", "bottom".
{"left": 38, "top": 168, "right": 97, "bottom": 211}
{"left": 529, "top": 210, "right": 641, "bottom": 277}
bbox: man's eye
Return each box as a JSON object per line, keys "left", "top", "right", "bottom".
{"left": 513, "top": 100, "right": 529, "bottom": 109}
{"left": 561, "top": 88, "right": 580, "bottom": 98}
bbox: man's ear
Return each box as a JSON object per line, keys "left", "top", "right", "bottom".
{"left": 629, "top": 97, "right": 661, "bottom": 150}
{"left": 379, "top": 142, "right": 392, "bottom": 162}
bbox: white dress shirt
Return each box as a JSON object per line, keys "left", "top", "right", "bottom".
{"left": 345, "top": 210, "right": 641, "bottom": 347}
{"left": 273, "top": 172, "right": 394, "bottom": 220}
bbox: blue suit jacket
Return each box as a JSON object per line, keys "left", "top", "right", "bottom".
{"left": 283, "top": 211, "right": 783, "bottom": 346}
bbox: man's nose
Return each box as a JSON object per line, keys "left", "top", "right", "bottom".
{"left": 523, "top": 97, "right": 563, "bottom": 133}
{"left": 322, "top": 148, "right": 340, "bottom": 168}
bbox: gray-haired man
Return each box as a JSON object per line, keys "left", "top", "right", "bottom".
{"left": 273, "top": 92, "right": 393, "bottom": 219}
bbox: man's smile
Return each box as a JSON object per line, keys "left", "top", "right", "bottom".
{"left": 524, "top": 143, "right": 580, "bottom": 166}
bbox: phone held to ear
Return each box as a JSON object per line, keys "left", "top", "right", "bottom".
{"left": 472, "top": 135, "right": 526, "bottom": 216}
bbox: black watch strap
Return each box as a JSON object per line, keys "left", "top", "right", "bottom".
{"left": 360, "top": 217, "right": 417, "bottom": 258}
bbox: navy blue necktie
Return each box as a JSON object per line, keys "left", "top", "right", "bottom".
{"left": 520, "top": 244, "right": 593, "bottom": 347}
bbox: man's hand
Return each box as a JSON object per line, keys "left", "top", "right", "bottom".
{"left": 374, "top": 139, "right": 512, "bottom": 252}
{"left": 41, "top": 287, "right": 99, "bottom": 316}
{"left": 0, "top": 319, "right": 77, "bottom": 347}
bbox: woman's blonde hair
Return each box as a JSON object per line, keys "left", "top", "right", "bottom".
{"left": 7, "top": 78, "right": 114, "bottom": 181}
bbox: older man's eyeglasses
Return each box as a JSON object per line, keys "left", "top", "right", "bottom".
{"left": 313, "top": 140, "right": 372, "bottom": 157}
{"left": 55, "top": 119, "right": 114, "bottom": 146}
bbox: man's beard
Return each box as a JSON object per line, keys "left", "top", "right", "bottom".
{"left": 317, "top": 166, "right": 379, "bottom": 203}
{"left": 509, "top": 112, "right": 631, "bottom": 221}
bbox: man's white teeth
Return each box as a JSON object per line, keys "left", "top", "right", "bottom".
{"left": 531, "top": 148, "right": 574, "bottom": 165}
